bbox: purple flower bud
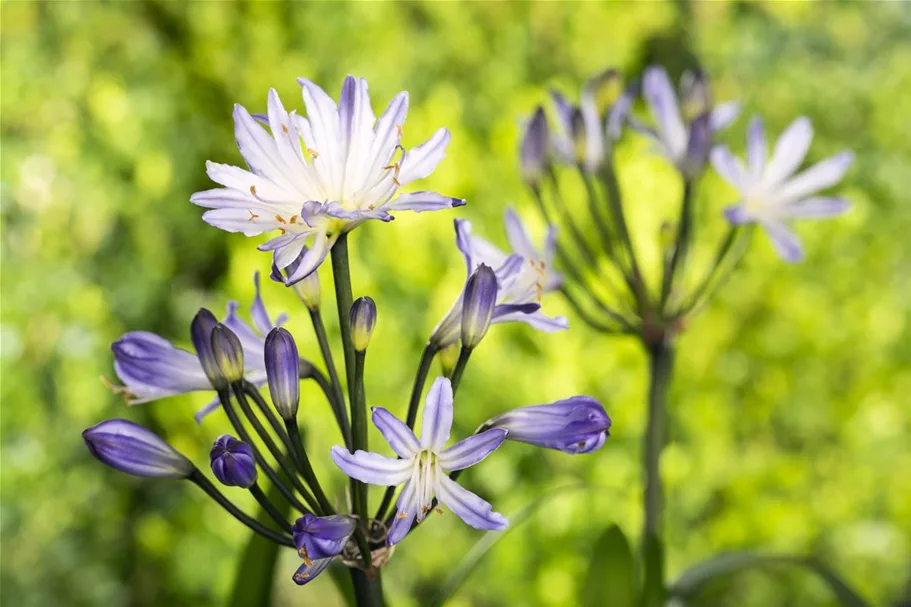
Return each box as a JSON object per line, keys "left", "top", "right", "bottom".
{"left": 484, "top": 396, "right": 611, "bottom": 454}
{"left": 349, "top": 297, "right": 377, "bottom": 352}
{"left": 83, "top": 419, "right": 194, "bottom": 478}
{"left": 461, "top": 264, "right": 497, "bottom": 349}
{"left": 210, "top": 323, "right": 244, "bottom": 383}
{"left": 681, "top": 112, "right": 712, "bottom": 181}
{"left": 209, "top": 435, "right": 257, "bottom": 488}
{"left": 190, "top": 308, "right": 227, "bottom": 389}
{"left": 264, "top": 328, "right": 300, "bottom": 420}
{"left": 520, "top": 107, "right": 549, "bottom": 187}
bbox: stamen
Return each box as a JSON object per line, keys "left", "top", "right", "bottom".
{"left": 274, "top": 214, "right": 287, "bottom": 224}
{"left": 289, "top": 215, "right": 299, "bottom": 224}
{"left": 281, "top": 124, "right": 289, "bottom": 134}
{"left": 249, "top": 185, "right": 257, "bottom": 197}
{"left": 307, "top": 148, "right": 319, "bottom": 159}
{"left": 247, "top": 210, "right": 259, "bottom": 222}
{"left": 298, "top": 546, "right": 312, "bottom": 567}
{"left": 395, "top": 124, "right": 404, "bottom": 138}
{"left": 396, "top": 512, "right": 409, "bottom": 519}
{"left": 101, "top": 376, "right": 136, "bottom": 403}
{"left": 293, "top": 571, "right": 310, "bottom": 582}
{"left": 435, "top": 507, "right": 444, "bottom": 516}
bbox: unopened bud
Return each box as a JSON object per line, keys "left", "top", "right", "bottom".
{"left": 349, "top": 297, "right": 377, "bottom": 352}
{"left": 211, "top": 324, "right": 244, "bottom": 383}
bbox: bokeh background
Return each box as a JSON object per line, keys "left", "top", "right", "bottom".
{"left": 2, "top": 2, "right": 910, "bottom": 606}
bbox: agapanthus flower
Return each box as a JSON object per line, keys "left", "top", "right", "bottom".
{"left": 547, "top": 69, "right": 632, "bottom": 172}
{"left": 331, "top": 377, "right": 508, "bottom": 545}
{"left": 483, "top": 396, "right": 611, "bottom": 454}
{"left": 290, "top": 514, "right": 356, "bottom": 585}
{"left": 431, "top": 211, "right": 566, "bottom": 347}
{"left": 83, "top": 419, "right": 194, "bottom": 479}
{"left": 632, "top": 66, "right": 739, "bottom": 178}
{"left": 192, "top": 75, "right": 465, "bottom": 285}
{"left": 108, "top": 272, "right": 287, "bottom": 423}
{"left": 711, "top": 116, "right": 854, "bottom": 263}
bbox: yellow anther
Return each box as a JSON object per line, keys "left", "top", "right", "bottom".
{"left": 298, "top": 546, "right": 312, "bottom": 567}
{"left": 289, "top": 215, "right": 299, "bottom": 224}
{"left": 293, "top": 571, "right": 310, "bottom": 582}
{"left": 274, "top": 214, "right": 287, "bottom": 224}
{"left": 247, "top": 210, "right": 259, "bottom": 222}
{"left": 396, "top": 512, "right": 409, "bottom": 519}
{"left": 435, "top": 507, "right": 444, "bottom": 516}
{"left": 249, "top": 185, "right": 257, "bottom": 197}
{"left": 281, "top": 124, "right": 289, "bottom": 134}
{"left": 395, "top": 124, "right": 404, "bottom": 138}
{"left": 392, "top": 177, "right": 401, "bottom": 186}
{"left": 307, "top": 148, "right": 319, "bottom": 159}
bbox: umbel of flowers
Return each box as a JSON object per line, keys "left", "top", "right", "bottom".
{"left": 85, "top": 76, "right": 610, "bottom": 603}
{"left": 519, "top": 65, "right": 854, "bottom": 602}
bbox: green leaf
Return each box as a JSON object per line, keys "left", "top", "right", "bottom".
{"left": 428, "top": 484, "right": 587, "bottom": 607}
{"left": 227, "top": 484, "right": 288, "bottom": 607}
{"left": 669, "top": 551, "right": 871, "bottom": 607}
{"left": 580, "top": 524, "right": 637, "bottom": 607}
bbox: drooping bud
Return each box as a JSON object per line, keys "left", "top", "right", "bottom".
{"left": 83, "top": 419, "right": 194, "bottom": 479}
{"left": 272, "top": 247, "right": 322, "bottom": 309}
{"left": 349, "top": 297, "right": 377, "bottom": 352}
{"left": 264, "top": 327, "right": 300, "bottom": 420}
{"left": 520, "top": 107, "right": 549, "bottom": 188}
{"left": 191, "top": 308, "right": 227, "bottom": 389}
{"left": 211, "top": 323, "right": 244, "bottom": 383}
{"left": 209, "top": 435, "right": 257, "bottom": 488}
{"left": 460, "top": 264, "right": 497, "bottom": 349}
{"left": 483, "top": 396, "right": 611, "bottom": 454}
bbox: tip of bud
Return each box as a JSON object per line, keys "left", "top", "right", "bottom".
{"left": 191, "top": 308, "right": 228, "bottom": 389}
{"left": 349, "top": 297, "right": 377, "bottom": 352}
{"left": 211, "top": 324, "right": 245, "bottom": 383}
{"left": 461, "top": 264, "right": 498, "bottom": 350}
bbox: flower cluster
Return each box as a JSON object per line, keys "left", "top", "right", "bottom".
{"left": 519, "top": 65, "right": 853, "bottom": 341}
{"left": 85, "top": 75, "right": 609, "bottom": 593}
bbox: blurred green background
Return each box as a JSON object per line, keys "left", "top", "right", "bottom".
{"left": 2, "top": 1, "right": 910, "bottom": 606}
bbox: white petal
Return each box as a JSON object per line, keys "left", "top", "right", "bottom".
{"left": 761, "top": 219, "right": 805, "bottom": 263}
{"left": 710, "top": 146, "right": 747, "bottom": 192}
{"left": 775, "top": 151, "right": 854, "bottom": 204}
{"left": 763, "top": 116, "right": 813, "bottom": 188}
{"left": 420, "top": 377, "right": 453, "bottom": 451}
{"left": 778, "top": 196, "right": 850, "bottom": 219}
{"left": 298, "top": 78, "right": 343, "bottom": 192}
{"left": 398, "top": 128, "right": 451, "bottom": 185}
{"left": 233, "top": 103, "right": 299, "bottom": 194}
{"left": 746, "top": 116, "right": 766, "bottom": 179}
{"left": 329, "top": 446, "right": 412, "bottom": 486}
{"left": 435, "top": 475, "right": 508, "bottom": 531}
{"left": 709, "top": 102, "right": 740, "bottom": 131}
{"left": 643, "top": 66, "right": 687, "bottom": 161}
{"left": 205, "top": 161, "right": 299, "bottom": 205}
{"left": 503, "top": 208, "right": 537, "bottom": 260}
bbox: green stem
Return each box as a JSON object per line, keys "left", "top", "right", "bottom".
{"left": 249, "top": 483, "right": 293, "bottom": 532}
{"left": 375, "top": 344, "right": 438, "bottom": 522}
{"left": 448, "top": 347, "right": 472, "bottom": 393}
{"left": 216, "top": 390, "right": 311, "bottom": 514}
{"left": 642, "top": 338, "right": 674, "bottom": 605}
{"left": 660, "top": 181, "right": 694, "bottom": 311}
{"left": 189, "top": 470, "right": 294, "bottom": 547}
{"left": 309, "top": 308, "right": 352, "bottom": 447}
{"left": 330, "top": 233, "right": 357, "bottom": 397}
{"left": 284, "top": 421, "right": 335, "bottom": 515}
{"left": 352, "top": 350, "right": 369, "bottom": 521}
{"left": 350, "top": 568, "right": 385, "bottom": 607}
{"left": 232, "top": 386, "right": 322, "bottom": 514}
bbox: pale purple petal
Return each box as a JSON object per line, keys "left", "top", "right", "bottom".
{"left": 723, "top": 205, "right": 754, "bottom": 225}
{"left": 779, "top": 196, "right": 851, "bottom": 218}
{"left": 111, "top": 332, "right": 211, "bottom": 404}
{"left": 493, "top": 310, "right": 567, "bottom": 333}
{"left": 762, "top": 219, "right": 805, "bottom": 263}
{"left": 371, "top": 407, "right": 420, "bottom": 459}
{"left": 643, "top": 66, "right": 687, "bottom": 160}
{"left": 746, "top": 116, "right": 766, "bottom": 179}
{"left": 775, "top": 151, "right": 854, "bottom": 204}
{"left": 420, "top": 377, "right": 453, "bottom": 451}
{"left": 763, "top": 116, "right": 813, "bottom": 187}
{"left": 439, "top": 429, "right": 507, "bottom": 472}
{"left": 503, "top": 208, "right": 537, "bottom": 260}
{"left": 484, "top": 396, "right": 610, "bottom": 454}
{"left": 83, "top": 419, "right": 193, "bottom": 478}
{"left": 284, "top": 232, "right": 334, "bottom": 286}
{"left": 233, "top": 103, "right": 298, "bottom": 194}
{"left": 709, "top": 101, "right": 740, "bottom": 131}
{"left": 710, "top": 145, "right": 747, "bottom": 191}
{"left": 387, "top": 479, "right": 418, "bottom": 546}
{"left": 435, "top": 475, "right": 508, "bottom": 531}
{"left": 368, "top": 92, "right": 409, "bottom": 171}
{"left": 250, "top": 272, "right": 273, "bottom": 335}
{"left": 386, "top": 191, "right": 465, "bottom": 213}
{"left": 330, "top": 446, "right": 412, "bottom": 486}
